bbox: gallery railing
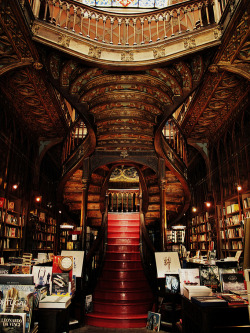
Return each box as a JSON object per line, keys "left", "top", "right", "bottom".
{"left": 162, "top": 116, "right": 188, "bottom": 168}
{"left": 62, "top": 117, "right": 88, "bottom": 164}
{"left": 28, "top": 0, "right": 225, "bottom": 47}
{"left": 107, "top": 189, "right": 140, "bottom": 213}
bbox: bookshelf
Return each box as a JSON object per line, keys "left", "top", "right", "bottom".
{"left": 0, "top": 197, "right": 26, "bottom": 259}
{"left": 189, "top": 212, "right": 215, "bottom": 256}
{"left": 217, "top": 191, "right": 249, "bottom": 259}
{"left": 29, "top": 209, "right": 57, "bottom": 253}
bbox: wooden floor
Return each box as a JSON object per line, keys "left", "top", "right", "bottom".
{"left": 70, "top": 326, "right": 169, "bottom": 332}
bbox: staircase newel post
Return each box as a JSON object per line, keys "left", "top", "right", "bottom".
{"left": 159, "top": 158, "right": 167, "bottom": 251}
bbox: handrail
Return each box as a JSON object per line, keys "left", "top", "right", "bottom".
{"left": 82, "top": 198, "right": 108, "bottom": 294}
{"left": 29, "top": 0, "right": 221, "bottom": 47}
{"left": 62, "top": 117, "right": 88, "bottom": 164}
{"left": 162, "top": 116, "right": 188, "bottom": 166}
{"left": 139, "top": 201, "right": 157, "bottom": 294}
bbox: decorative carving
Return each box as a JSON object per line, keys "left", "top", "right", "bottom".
{"left": 58, "top": 34, "right": 71, "bottom": 48}
{"left": 213, "top": 26, "right": 222, "bottom": 39}
{"left": 88, "top": 46, "right": 101, "bottom": 59}
{"left": 121, "top": 51, "right": 134, "bottom": 61}
{"left": 120, "top": 150, "right": 129, "bottom": 158}
{"left": 33, "top": 62, "right": 43, "bottom": 70}
{"left": 208, "top": 64, "right": 219, "bottom": 73}
{"left": 153, "top": 47, "right": 165, "bottom": 59}
{"left": 184, "top": 37, "right": 196, "bottom": 49}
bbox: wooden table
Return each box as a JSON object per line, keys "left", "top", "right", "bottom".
{"left": 181, "top": 296, "right": 250, "bottom": 333}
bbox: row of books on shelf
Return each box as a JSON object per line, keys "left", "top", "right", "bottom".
{"left": 1, "top": 213, "right": 23, "bottom": 226}
{"left": 220, "top": 227, "right": 244, "bottom": 238}
{"left": 0, "top": 239, "right": 19, "bottom": 250}
{"left": 219, "top": 215, "right": 243, "bottom": 227}
{"left": 33, "top": 233, "right": 55, "bottom": 241}
{"left": 221, "top": 241, "right": 243, "bottom": 250}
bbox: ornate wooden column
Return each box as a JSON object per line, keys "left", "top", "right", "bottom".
{"left": 80, "top": 158, "right": 90, "bottom": 251}
{"left": 159, "top": 158, "right": 167, "bottom": 251}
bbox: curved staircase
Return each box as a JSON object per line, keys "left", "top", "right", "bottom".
{"left": 85, "top": 212, "right": 154, "bottom": 328}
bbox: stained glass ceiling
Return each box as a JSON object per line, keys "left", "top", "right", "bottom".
{"left": 80, "top": 0, "right": 170, "bottom": 8}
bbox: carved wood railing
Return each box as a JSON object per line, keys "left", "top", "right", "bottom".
{"left": 107, "top": 189, "right": 140, "bottom": 213}
{"left": 62, "top": 117, "right": 88, "bottom": 164}
{"left": 82, "top": 197, "right": 108, "bottom": 293}
{"left": 162, "top": 116, "right": 188, "bottom": 167}
{"left": 139, "top": 206, "right": 157, "bottom": 294}
{"left": 29, "top": 0, "right": 224, "bottom": 47}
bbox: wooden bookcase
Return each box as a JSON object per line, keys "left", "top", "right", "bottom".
{"left": 0, "top": 197, "right": 26, "bottom": 260}
{"left": 217, "top": 191, "right": 249, "bottom": 259}
{"left": 28, "top": 209, "right": 57, "bottom": 253}
{"left": 189, "top": 212, "right": 215, "bottom": 256}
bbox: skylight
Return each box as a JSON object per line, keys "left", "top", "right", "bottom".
{"left": 80, "top": 0, "right": 170, "bottom": 8}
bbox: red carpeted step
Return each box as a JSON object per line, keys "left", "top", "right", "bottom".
{"left": 85, "top": 313, "right": 148, "bottom": 328}
{"left": 103, "top": 260, "right": 142, "bottom": 270}
{"left": 107, "top": 244, "right": 139, "bottom": 252}
{"left": 97, "top": 279, "right": 149, "bottom": 290}
{"left": 94, "top": 290, "right": 153, "bottom": 302}
{"left": 105, "top": 251, "right": 141, "bottom": 261}
{"left": 107, "top": 237, "right": 139, "bottom": 245}
{"left": 93, "top": 300, "right": 151, "bottom": 314}
{"left": 100, "top": 268, "right": 146, "bottom": 280}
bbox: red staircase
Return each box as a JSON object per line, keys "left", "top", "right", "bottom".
{"left": 85, "top": 212, "right": 154, "bottom": 328}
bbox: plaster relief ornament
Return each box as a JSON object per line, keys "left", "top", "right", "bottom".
{"left": 58, "top": 34, "right": 70, "bottom": 48}
{"left": 184, "top": 37, "right": 196, "bottom": 49}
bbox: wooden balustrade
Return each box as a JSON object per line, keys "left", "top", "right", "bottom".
{"left": 108, "top": 190, "right": 140, "bottom": 213}
{"left": 29, "top": 0, "right": 222, "bottom": 47}
{"left": 162, "top": 117, "right": 187, "bottom": 166}
{"left": 62, "top": 117, "right": 88, "bottom": 164}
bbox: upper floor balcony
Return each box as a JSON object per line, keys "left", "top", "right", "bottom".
{"left": 27, "top": 0, "right": 234, "bottom": 67}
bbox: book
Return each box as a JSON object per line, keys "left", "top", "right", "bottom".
{"left": 0, "top": 265, "right": 11, "bottom": 274}
{"left": 52, "top": 273, "right": 69, "bottom": 294}
{"left": 183, "top": 285, "right": 212, "bottom": 300}
{"left": 179, "top": 268, "right": 200, "bottom": 295}
{"left": 155, "top": 252, "right": 181, "bottom": 277}
{"left": 0, "top": 284, "right": 34, "bottom": 333}
{"left": 32, "top": 266, "right": 52, "bottom": 289}
{"left": 221, "top": 273, "right": 245, "bottom": 293}
{"left": 165, "top": 274, "right": 180, "bottom": 293}
{"left": 38, "top": 295, "right": 71, "bottom": 309}
{"left": 61, "top": 250, "right": 84, "bottom": 278}
{"left": 85, "top": 294, "right": 93, "bottom": 313}
{"left": 221, "top": 293, "right": 247, "bottom": 304}
{"left": 0, "top": 312, "right": 26, "bottom": 333}
{"left": 146, "top": 311, "right": 161, "bottom": 332}
{"left": 191, "top": 295, "right": 228, "bottom": 307}
{"left": 199, "top": 265, "right": 221, "bottom": 292}
{"left": 0, "top": 274, "right": 33, "bottom": 285}
{"left": 33, "top": 286, "right": 48, "bottom": 308}
{"left": 219, "top": 267, "right": 237, "bottom": 284}
{"left": 10, "top": 265, "right": 31, "bottom": 275}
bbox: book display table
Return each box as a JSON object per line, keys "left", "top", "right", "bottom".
{"left": 181, "top": 296, "right": 250, "bottom": 333}
{"left": 34, "top": 304, "right": 71, "bottom": 333}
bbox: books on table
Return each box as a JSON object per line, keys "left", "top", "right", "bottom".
{"left": 191, "top": 295, "right": 228, "bottom": 307}
{"left": 184, "top": 285, "right": 212, "bottom": 300}
{"left": 38, "top": 295, "right": 71, "bottom": 309}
